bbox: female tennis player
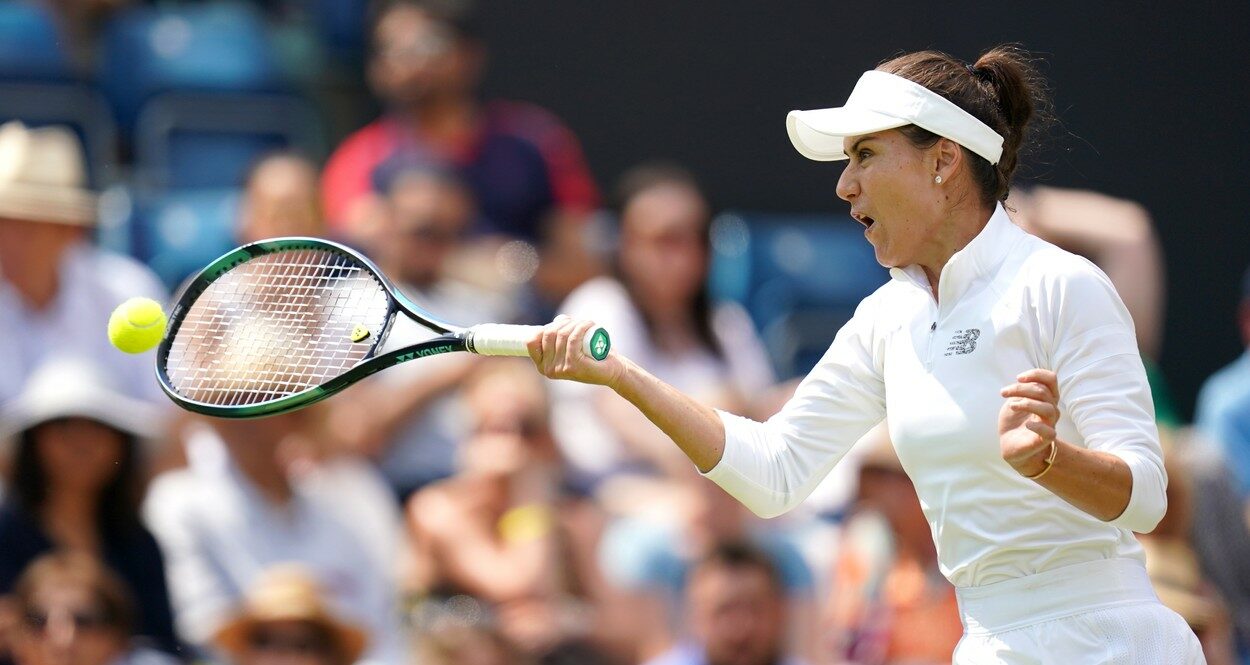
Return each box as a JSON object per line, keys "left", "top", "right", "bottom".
{"left": 528, "top": 46, "right": 1204, "bottom": 663}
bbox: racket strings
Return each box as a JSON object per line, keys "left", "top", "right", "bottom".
{"left": 165, "top": 248, "right": 390, "bottom": 406}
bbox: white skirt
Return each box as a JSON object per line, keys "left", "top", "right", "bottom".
{"left": 953, "top": 558, "right": 1205, "bottom": 664}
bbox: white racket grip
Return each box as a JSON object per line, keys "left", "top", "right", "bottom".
{"left": 466, "top": 323, "right": 612, "bottom": 361}
{"left": 467, "top": 324, "right": 539, "bottom": 357}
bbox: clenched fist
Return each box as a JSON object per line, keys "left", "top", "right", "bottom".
{"left": 999, "top": 368, "right": 1061, "bottom": 478}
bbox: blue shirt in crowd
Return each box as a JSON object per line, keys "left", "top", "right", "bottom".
{"left": 1195, "top": 350, "right": 1250, "bottom": 497}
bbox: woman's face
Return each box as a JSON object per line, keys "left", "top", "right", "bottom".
{"left": 239, "top": 158, "right": 322, "bottom": 244}
{"left": 369, "top": 6, "right": 478, "bottom": 108}
{"left": 618, "top": 184, "right": 709, "bottom": 313}
{"left": 383, "top": 173, "right": 471, "bottom": 288}
{"left": 32, "top": 419, "right": 126, "bottom": 495}
{"left": 460, "top": 369, "right": 553, "bottom": 476}
{"left": 14, "top": 584, "right": 127, "bottom": 665}
{"left": 835, "top": 129, "right": 945, "bottom": 269}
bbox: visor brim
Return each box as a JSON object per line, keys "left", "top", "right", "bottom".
{"left": 786, "top": 107, "right": 909, "bottom": 162}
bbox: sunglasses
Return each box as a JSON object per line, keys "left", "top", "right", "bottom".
{"left": 24, "top": 609, "right": 115, "bottom": 633}
{"left": 248, "top": 630, "right": 332, "bottom": 654}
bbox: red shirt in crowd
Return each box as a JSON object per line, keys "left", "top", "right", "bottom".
{"left": 322, "top": 100, "right": 599, "bottom": 240}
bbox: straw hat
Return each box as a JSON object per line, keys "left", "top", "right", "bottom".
{"left": 0, "top": 356, "right": 166, "bottom": 445}
{"left": 214, "top": 565, "right": 369, "bottom": 662}
{"left": 0, "top": 121, "right": 96, "bottom": 225}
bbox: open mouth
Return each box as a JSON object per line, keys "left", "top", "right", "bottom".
{"left": 851, "top": 212, "right": 875, "bottom": 230}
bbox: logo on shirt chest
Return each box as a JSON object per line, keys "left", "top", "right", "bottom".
{"left": 944, "top": 328, "right": 981, "bottom": 356}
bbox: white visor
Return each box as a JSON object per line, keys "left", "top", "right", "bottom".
{"left": 787, "top": 70, "right": 1004, "bottom": 165}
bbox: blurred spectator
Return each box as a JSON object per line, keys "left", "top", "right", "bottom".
{"left": 551, "top": 163, "right": 775, "bottom": 483}
{"left": 212, "top": 565, "right": 367, "bottom": 665}
{"left": 325, "top": 165, "right": 510, "bottom": 498}
{"left": 824, "top": 431, "right": 962, "bottom": 665}
{"left": 597, "top": 476, "right": 814, "bottom": 663}
{"left": 1136, "top": 436, "right": 1239, "bottom": 665}
{"left": 237, "top": 152, "right": 325, "bottom": 244}
{"left": 1178, "top": 433, "right": 1250, "bottom": 662}
{"left": 142, "top": 413, "right": 403, "bottom": 664}
{"left": 1008, "top": 185, "right": 1180, "bottom": 426}
{"left": 0, "top": 359, "right": 178, "bottom": 657}
{"left": 405, "top": 359, "right": 611, "bottom": 663}
{"left": 321, "top": 0, "right": 598, "bottom": 242}
{"left": 0, "top": 121, "right": 166, "bottom": 405}
{"left": 4, "top": 552, "right": 177, "bottom": 665}
{"left": 1181, "top": 260, "right": 1250, "bottom": 665}
{"left": 1193, "top": 265, "right": 1250, "bottom": 497}
{"left": 641, "top": 542, "right": 807, "bottom": 665}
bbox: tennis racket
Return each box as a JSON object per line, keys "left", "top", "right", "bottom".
{"left": 155, "top": 236, "right": 610, "bottom": 418}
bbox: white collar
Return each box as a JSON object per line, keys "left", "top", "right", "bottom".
{"left": 889, "top": 203, "right": 1024, "bottom": 303}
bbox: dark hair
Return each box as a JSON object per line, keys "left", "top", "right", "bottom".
{"left": 13, "top": 551, "right": 137, "bottom": 636}
{"left": 693, "top": 541, "right": 783, "bottom": 592}
{"left": 9, "top": 422, "right": 143, "bottom": 539}
{"left": 877, "top": 45, "right": 1051, "bottom": 205}
{"left": 368, "top": 0, "right": 482, "bottom": 50}
{"left": 613, "top": 162, "right": 722, "bottom": 358}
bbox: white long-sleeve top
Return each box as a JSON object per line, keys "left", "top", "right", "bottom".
{"left": 705, "top": 204, "right": 1167, "bottom": 588}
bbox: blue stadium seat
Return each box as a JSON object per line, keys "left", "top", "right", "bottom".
{"left": 0, "top": 5, "right": 118, "bottom": 187}
{"left": 134, "top": 92, "right": 324, "bottom": 189}
{"left": 710, "top": 212, "right": 889, "bottom": 378}
{"left": 97, "top": 3, "right": 285, "bottom": 132}
{"left": 133, "top": 188, "right": 242, "bottom": 288}
{"left": 0, "top": 3, "right": 72, "bottom": 82}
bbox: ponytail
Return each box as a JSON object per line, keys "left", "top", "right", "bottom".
{"left": 879, "top": 45, "right": 1051, "bottom": 204}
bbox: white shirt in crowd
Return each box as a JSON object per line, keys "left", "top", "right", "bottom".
{"left": 552, "top": 276, "right": 776, "bottom": 478}
{"left": 0, "top": 243, "right": 167, "bottom": 405}
{"left": 707, "top": 204, "right": 1166, "bottom": 589}
{"left": 142, "top": 427, "right": 405, "bottom": 664}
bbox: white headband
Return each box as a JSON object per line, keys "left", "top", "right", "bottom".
{"left": 786, "top": 70, "right": 1005, "bottom": 165}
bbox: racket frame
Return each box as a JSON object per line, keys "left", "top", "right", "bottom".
{"left": 156, "top": 237, "right": 483, "bottom": 419}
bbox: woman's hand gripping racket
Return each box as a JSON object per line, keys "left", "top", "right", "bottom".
{"left": 155, "top": 237, "right": 611, "bottom": 418}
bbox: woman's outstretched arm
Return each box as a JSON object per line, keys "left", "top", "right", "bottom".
{"left": 526, "top": 316, "right": 726, "bottom": 472}
{"left": 528, "top": 308, "right": 887, "bottom": 518}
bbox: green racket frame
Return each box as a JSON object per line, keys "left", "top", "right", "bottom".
{"left": 155, "top": 237, "right": 610, "bottom": 419}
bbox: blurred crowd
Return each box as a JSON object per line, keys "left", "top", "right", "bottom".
{"left": 1, "top": 1, "right": 1250, "bottom": 665}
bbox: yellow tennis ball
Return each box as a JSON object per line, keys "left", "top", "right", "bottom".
{"left": 108, "top": 297, "right": 168, "bottom": 354}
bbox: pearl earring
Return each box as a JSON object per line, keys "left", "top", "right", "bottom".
{"left": 934, "top": 175, "right": 943, "bottom": 184}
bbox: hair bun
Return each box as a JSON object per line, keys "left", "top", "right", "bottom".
{"left": 972, "top": 46, "right": 1045, "bottom": 157}
{"left": 877, "top": 45, "right": 1051, "bottom": 203}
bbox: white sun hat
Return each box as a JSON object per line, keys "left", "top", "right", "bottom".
{"left": 0, "top": 121, "right": 97, "bottom": 225}
{"left": 787, "top": 70, "right": 1005, "bottom": 165}
{"left": 0, "top": 357, "right": 166, "bottom": 444}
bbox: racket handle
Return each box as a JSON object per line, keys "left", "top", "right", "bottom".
{"left": 466, "top": 323, "right": 612, "bottom": 361}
